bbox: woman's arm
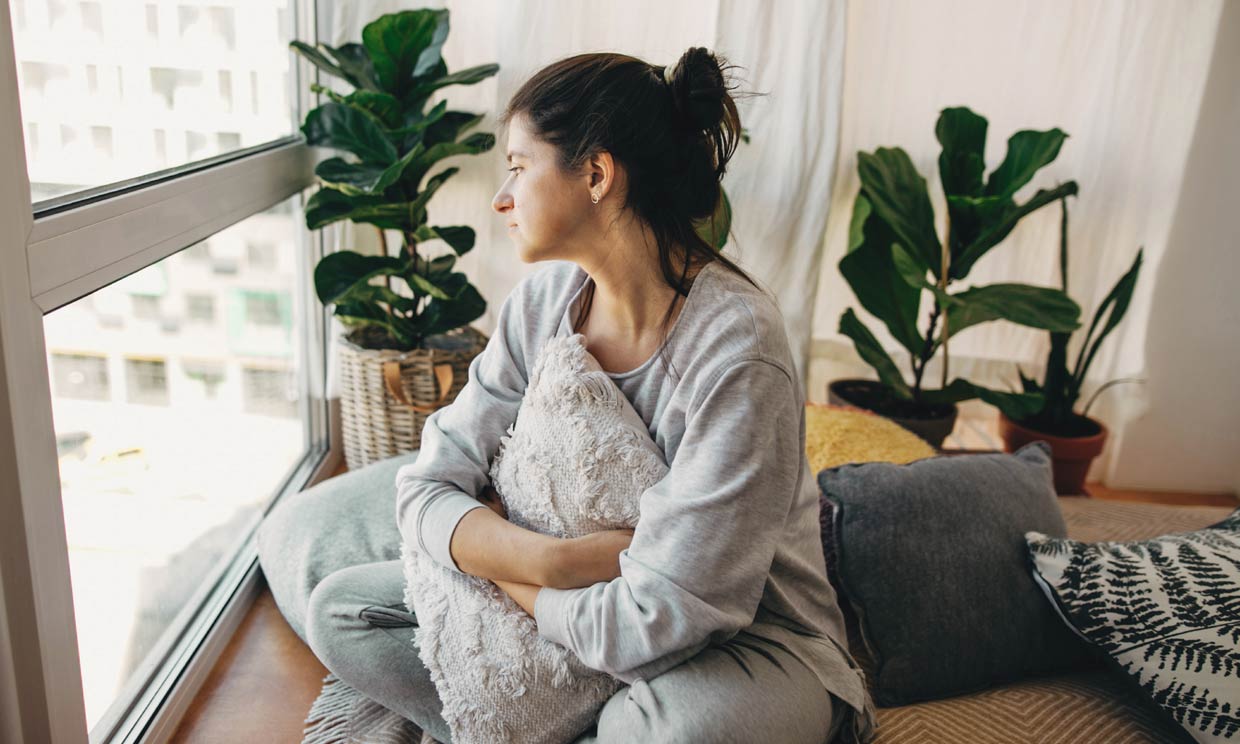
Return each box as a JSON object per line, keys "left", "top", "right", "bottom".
{"left": 493, "top": 578, "right": 541, "bottom": 617}
{"left": 449, "top": 505, "right": 561, "bottom": 585}
{"left": 451, "top": 485, "right": 636, "bottom": 588}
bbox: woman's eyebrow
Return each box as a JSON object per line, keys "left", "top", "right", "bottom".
{"left": 506, "top": 150, "right": 530, "bottom": 162}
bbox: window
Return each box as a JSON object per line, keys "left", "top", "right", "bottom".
{"left": 182, "top": 359, "right": 227, "bottom": 400}
{"left": 38, "top": 195, "right": 317, "bottom": 734}
{"left": 3, "top": 0, "right": 326, "bottom": 737}
{"left": 186, "top": 293, "right": 215, "bottom": 322}
{"left": 247, "top": 241, "right": 278, "bottom": 270}
{"left": 124, "top": 357, "right": 169, "bottom": 405}
{"left": 244, "top": 291, "right": 284, "bottom": 326}
{"left": 131, "top": 294, "right": 160, "bottom": 320}
{"left": 50, "top": 353, "right": 110, "bottom": 401}
{"left": 242, "top": 365, "right": 296, "bottom": 417}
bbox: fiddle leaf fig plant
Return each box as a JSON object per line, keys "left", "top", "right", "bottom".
{"left": 291, "top": 8, "right": 497, "bottom": 349}
{"left": 839, "top": 106, "right": 1083, "bottom": 418}
{"left": 1013, "top": 197, "right": 1145, "bottom": 434}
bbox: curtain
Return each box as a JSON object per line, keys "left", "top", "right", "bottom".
{"left": 809, "top": 0, "right": 1224, "bottom": 488}
{"left": 319, "top": 0, "right": 1226, "bottom": 491}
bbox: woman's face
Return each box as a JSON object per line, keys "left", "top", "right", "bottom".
{"left": 491, "top": 112, "right": 603, "bottom": 264}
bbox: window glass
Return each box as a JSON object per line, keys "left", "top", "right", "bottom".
{"left": 13, "top": 0, "right": 295, "bottom": 205}
{"left": 42, "top": 195, "right": 305, "bottom": 731}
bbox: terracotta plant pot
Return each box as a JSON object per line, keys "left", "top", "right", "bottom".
{"left": 997, "top": 411, "right": 1109, "bottom": 496}
{"left": 827, "top": 378, "right": 958, "bottom": 449}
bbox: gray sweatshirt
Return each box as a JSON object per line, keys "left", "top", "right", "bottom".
{"left": 395, "top": 259, "right": 877, "bottom": 740}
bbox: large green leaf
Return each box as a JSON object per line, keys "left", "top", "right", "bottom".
{"left": 301, "top": 102, "right": 397, "bottom": 165}
{"left": 313, "top": 251, "right": 407, "bottom": 304}
{"left": 327, "top": 42, "right": 381, "bottom": 92}
{"left": 419, "top": 281, "right": 486, "bottom": 338}
{"left": 984, "top": 128, "right": 1069, "bottom": 199}
{"left": 304, "top": 187, "right": 411, "bottom": 231}
{"left": 919, "top": 378, "right": 1045, "bottom": 419}
{"left": 407, "top": 250, "right": 458, "bottom": 278}
{"left": 935, "top": 107, "right": 988, "bottom": 197}
{"left": 838, "top": 308, "right": 913, "bottom": 399}
{"left": 694, "top": 188, "right": 732, "bottom": 250}
{"left": 418, "top": 110, "right": 483, "bottom": 151}
{"left": 309, "top": 84, "right": 403, "bottom": 129}
{"left": 387, "top": 100, "right": 447, "bottom": 139}
{"left": 333, "top": 299, "right": 416, "bottom": 346}
{"left": 941, "top": 283, "right": 1081, "bottom": 339}
{"left": 395, "top": 132, "right": 495, "bottom": 193}
{"left": 403, "top": 167, "right": 460, "bottom": 228}
{"left": 950, "top": 180, "right": 1078, "bottom": 279}
{"left": 362, "top": 9, "right": 449, "bottom": 97}
{"left": 839, "top": 194, "right": 923, "bottom": 355}
{"left": 856, "top": 147, "right": 942, "bottom": 279}
{"left": 318, "top": 146, "right": 424, "bottom": 196}
{"left": 345, "top": 283, "right": 417, "bottom": 314}
{"left": 405, "top": 63, "right": 500, "bottom": 106}
{"left": 315, "top": 157, "right": 389, "bottom": 195}
{"left": 292, "top": 42, "right": 363, "bottom": 89}
{"left": 944, "top": 192, "right": 1011, "bottom": 271}
{"left": 1070, "top": 247, "right": 1144, "bottom": 390}
{"left": 413, "top": 224, "right": 476, "bottom": 257}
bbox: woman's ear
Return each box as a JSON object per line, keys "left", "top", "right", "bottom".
{"left": 585, "top": 150, "right": 617, "bottom": 201}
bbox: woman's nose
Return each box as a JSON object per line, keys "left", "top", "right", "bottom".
{"left": 492, "top": 190, "right": 512, "bottom": 214}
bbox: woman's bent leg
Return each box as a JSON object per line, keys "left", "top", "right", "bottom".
{"left": 574, "top": 628, "right": 846, "bottom": 744}
{"left": 305, "top": 560, "right": 453, "bottom": 743}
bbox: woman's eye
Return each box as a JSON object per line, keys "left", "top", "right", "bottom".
{"left": 507, "top": 166, "right": 521, "bottom": 174}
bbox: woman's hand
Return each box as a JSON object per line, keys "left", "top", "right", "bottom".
{"left": 544, "top": 528, "right": 636, "bottom": 589}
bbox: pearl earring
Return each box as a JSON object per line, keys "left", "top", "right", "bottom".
{"left": 591, "top": 192, "right": 600, "bottom": 204}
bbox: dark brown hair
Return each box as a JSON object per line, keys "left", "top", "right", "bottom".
{"left": 497, "top": 47, "right": 762, "bottom": 381}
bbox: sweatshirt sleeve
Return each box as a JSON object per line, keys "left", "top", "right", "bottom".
{"left": 533, "top": 357, "right": 803, "bottom": 684}
{"left": 394, "top": 278, "right": 530, "bottom": 574}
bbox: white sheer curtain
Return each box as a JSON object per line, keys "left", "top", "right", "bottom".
{"left": 808, "top": 0, "right": 1225, "bottom": 489}
{"left": 318, "top": 0, "right": 1228, "bottom": 492}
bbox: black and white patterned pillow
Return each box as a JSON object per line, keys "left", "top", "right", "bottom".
{"left": 1026, "top": 508, "right": 1240, "bottom": 744}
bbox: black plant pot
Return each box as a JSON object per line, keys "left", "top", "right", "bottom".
{"left": 827, "top": 378, "right": 958, "bottom": 449}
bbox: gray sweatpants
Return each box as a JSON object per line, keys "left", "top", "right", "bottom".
{"left": 305, "top": 559, "right": 846, "bottom": 744}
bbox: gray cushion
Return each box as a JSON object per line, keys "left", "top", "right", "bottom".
{"left": 256, "top": 450, "right": 420, "bottom": 644}
{"left": 818, "top": 440, "right": 1098, "bottom": 707}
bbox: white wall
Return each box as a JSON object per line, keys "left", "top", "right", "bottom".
{"left": 1108, "top": 2, "right": 1240, "bottom": 495}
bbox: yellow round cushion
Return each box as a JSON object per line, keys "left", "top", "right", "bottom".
{"left": 804, "top": 402, "right": 937, "bottom": 473}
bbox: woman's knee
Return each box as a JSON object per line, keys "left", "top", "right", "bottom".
{"left": 305, "top": 565, "right": 375, "bottom": 669}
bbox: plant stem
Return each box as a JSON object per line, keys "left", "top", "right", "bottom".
{"left": 376, "top": 226, "right": 391, "bottom": 292}
{"left": 1081, "top": 377, "right": 1145, "bottom": 419}
{"left": 914, "top": 305, "right": 940, "bottom": 399}
{"left": 939, "top": 219, "right": 953, "bottom": 387}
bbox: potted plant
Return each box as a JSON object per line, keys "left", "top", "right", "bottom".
{"left": 830, "top": 106, "right": 1083, "bottom": 447}
{"left": 290, "top": 8, "right": 499, "bottom": 469}
{"left": 997, "top": 195, "right": 1145, "bottom": 495}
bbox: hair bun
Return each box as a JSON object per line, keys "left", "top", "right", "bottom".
{"left": 664, "top": 47, "right": 728, "bottom": 134}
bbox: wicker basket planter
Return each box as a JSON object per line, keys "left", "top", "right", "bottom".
{"left": 337, "top": 324, "right": 489, "bottom": 470}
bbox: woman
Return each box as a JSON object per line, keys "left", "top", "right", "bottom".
{"left": 306, "top": 48, "right": 878, "bottom": 744}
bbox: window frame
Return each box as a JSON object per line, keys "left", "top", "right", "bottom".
{"left": 0, "top": 1, "right": 343, "bottom": 742}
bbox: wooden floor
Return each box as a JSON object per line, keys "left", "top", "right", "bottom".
{"left": 170, "top": 451, "right": 1238, "bottom": 743}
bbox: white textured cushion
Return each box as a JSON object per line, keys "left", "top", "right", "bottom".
{"left": 401, "top": 332, "right": 669, "bottom": 744}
